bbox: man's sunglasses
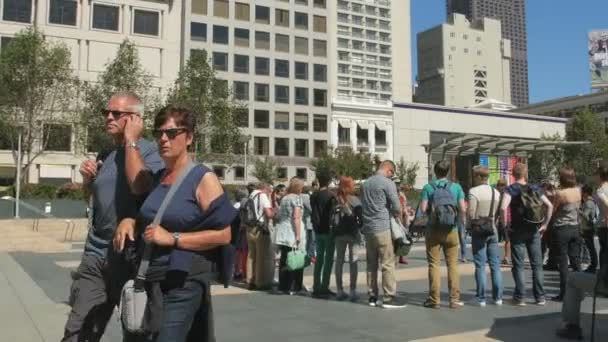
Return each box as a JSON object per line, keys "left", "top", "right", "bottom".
{"left": 101, "top": 109, "right": 138, "bottom": 119}
{"left": 153, "top": 127, "right": 189, "bottom": 140}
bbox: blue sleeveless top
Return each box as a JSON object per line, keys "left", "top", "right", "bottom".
{"left": 136, "top": 164, "right": 236, "bottom": 280}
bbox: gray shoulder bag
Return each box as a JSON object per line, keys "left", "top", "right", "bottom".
{"left": 120, "top": 161, "right": 196, "bottom": 334}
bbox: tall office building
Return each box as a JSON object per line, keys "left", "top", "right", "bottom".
{"left": 416, "top": 14, "right": 511, "bottom": 108}
{"left": 447, "top": 0, "right": 528, "bottom": 107}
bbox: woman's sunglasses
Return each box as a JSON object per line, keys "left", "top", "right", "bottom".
{"left": 153, "top": 127, "right": 188, "bottom": 140}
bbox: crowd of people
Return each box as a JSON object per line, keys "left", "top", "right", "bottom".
{"left": 62, "top": 91, "right": 607, "bottom": 342}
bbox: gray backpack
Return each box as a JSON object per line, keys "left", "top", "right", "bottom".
{"left": 430, "top": 182, "right": 458, "bottom": 230}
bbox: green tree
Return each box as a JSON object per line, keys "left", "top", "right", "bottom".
{"left": 395, "top": 157, "right": 420, "bottom": 189}
{"left": 0, "top": 28, "right": 78, "bottom": 183}
{"left": 527, "top": 133, "right": 565, "bottom": 183}
{"left": 251, "top": 157, "right": 283, "bottom": 185}
{"left": 310, "top": 147, "right": 374, "bottom": 181}
{"left": 564, "top": 109, "right": 608, "bottom": 181}
{"left": 167, "top": 50, "right": 243, "bottom": 163}
{"left": 80, "top": 39, "right": 161, "bottom": 153}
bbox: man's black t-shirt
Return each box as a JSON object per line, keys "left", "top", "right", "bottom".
{"left": 311, "top": 189, "right": 334, "bottom": 234}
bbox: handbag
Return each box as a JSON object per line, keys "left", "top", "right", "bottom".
{"left": 390, "top": 216, "right": 413, "bottom": 256}
{"left": 469, "top": 185, "right": 496, "bottom": 238}
{"left": 286, "top": 248, "right": 307, "bottom": 271}
{"left": 120, "top": 162, "right": 196, "bottom": 334}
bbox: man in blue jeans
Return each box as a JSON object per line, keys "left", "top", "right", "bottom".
{"left": 500, "top": 163, "right": 553, "bottom": 306}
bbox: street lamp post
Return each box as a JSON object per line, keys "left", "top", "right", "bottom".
{"left": 241, "top": 134, "right": 252, "bottom": 184}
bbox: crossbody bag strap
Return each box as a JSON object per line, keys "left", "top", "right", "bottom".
{"left": 489, "top": 185, "right": 496, "bottom": 219}
{"left": 136, "top": 161, "right": 197, "bottom": 282}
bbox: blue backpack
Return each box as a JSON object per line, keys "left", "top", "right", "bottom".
{"left": 430, "top": 182, "right": 458, "bottom": 230}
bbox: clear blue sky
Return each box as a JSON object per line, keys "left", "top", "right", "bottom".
{"left": 411, "top": 0, "right": 608, "bottom": 103}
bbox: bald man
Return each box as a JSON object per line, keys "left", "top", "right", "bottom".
{"left": 62, "top": 92, "right": 163, "bottom": 342}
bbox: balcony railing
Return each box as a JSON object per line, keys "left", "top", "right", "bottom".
{"left": 352, "top": 31, "right": 364, "bottom": 38}
{"left": 379, "top": 60, "right": 391, "bottom": 67}
{"left": 352, "top": 70, "right": 364, "bottom": 76}
{"left": 335, "top": 95, "right": 393, "bottom": 107}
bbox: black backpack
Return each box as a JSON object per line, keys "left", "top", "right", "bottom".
{"left": 330, "top": 198, "right": 361, "bottom": 236}
{"left": 519, "top": 184, "right": 545, "bottom": 225}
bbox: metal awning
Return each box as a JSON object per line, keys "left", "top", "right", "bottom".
{"left": 423, "top": 133, "right": 589, "bottom": 157}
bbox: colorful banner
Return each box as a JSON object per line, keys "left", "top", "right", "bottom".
{"left": 589, "top": 30, "right": 608, "bottom": 89}
{"left": 479, "top": 155, "right": 489, "bottom": 167}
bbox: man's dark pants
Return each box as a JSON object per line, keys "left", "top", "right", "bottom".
{"left": 62, "top": 253, "right": 130, "bottom": 342}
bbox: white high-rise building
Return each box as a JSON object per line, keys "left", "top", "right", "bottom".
{"left": 415, "top": 13, "right": 511, "bottom": 108}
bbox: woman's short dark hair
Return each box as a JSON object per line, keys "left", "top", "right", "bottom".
{"left": 153, "top": 105, "right": 196, "bottom": 133}
{"left": 434, "top": 160, "right": 451, "bottom": 178}
{"left": 582, "top": 184, "right": 594, "bottom": 196}
{"left": 559, "top": 168, "right": 577, "bottom": 188}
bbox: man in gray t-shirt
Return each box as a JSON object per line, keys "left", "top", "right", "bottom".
{"left": 62, "top": 92, "right": 163, "bottom": 342}
{"left": 360, "top": 160, "right": 405, "bottom": 308}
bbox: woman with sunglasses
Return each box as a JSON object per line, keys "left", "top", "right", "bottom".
{"left": 114, "top": 105, "right": 236, "bottom": 341}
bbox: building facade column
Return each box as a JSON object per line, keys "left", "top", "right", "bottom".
{"left": 350, "top": 121, "right": 357, "bottom": 151}
{"left": 330, "top": 119, "right": 339, "bottom": 148}
{"left": 368, "top": 122, "right": 376, "bottom": 155}
{"left": 386, "top": 126, "right": 394, "bottom": 160}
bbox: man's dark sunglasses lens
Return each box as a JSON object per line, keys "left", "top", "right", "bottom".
{"left": 101, "top": 110, "right": 131, "bottom": 118}
{"left": 153, "top": 128, "right": 187, "bottom": 139}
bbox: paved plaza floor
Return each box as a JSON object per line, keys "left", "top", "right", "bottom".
{"left": 0, "top": 229, "right": 607, "bottom": 341}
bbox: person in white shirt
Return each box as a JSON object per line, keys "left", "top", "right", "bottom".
{"left": 246, "top": 183, "right": 275, "bottom": 290}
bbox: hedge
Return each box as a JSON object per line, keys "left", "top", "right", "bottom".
{"left": 0, "top": 183, "right": 87, "bottom": 200}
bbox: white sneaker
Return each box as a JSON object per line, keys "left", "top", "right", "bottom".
{"left": 477, "top": 300, "right": 487, "bottom": 307}
{"left": 494, "top": 299, "right": 503, "bottom": 306}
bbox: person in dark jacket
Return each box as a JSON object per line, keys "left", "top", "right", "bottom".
{"left": 310, "top": 173, "right": 336, "bottom": 298}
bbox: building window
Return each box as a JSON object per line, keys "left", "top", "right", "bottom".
{"left": 295, "top": 139, "right": 308, "bottom": 157}
{"left": 277, "top": 167, "right": 288, "bottom": 181}
{"left": 295, "top": 87, "right": 308, "bottom": 105}
{"left": 213, "top": 166, "right": 225, "bottom": 179}
{"left": 295, "top": 0, "right": 308, "bottom": 5}
{"left": 255, "top": 57, "right": 270, "bottom": 75}
{"left": 213, "top": 0, "right": 228, "bottom": 18}
{"left": 313, "top": 40, "right": 327, "bottom": 57}
{"left": 49, "top": 0, "right": 77, "bottom": 26}
{"left": 192, "top": 0, "right": 208, "bottom": 15}
{"left": 235, "top": 107, "right": 248, "bottom": 126}
{"left": 234, "top": 28, "right": 249, "bottom": 47}
{"left": 313, "top": 114, "right": 327, "bottom": 132}
{"left": 314, "top": 140, "right": 327, "bottom": 157}
{"left": 235, "top": 2, "right": 249, "bottom": 21}
{"left": 44, "top": 124, "right": 72, "bottom": 152}
{"left": 295, "top": 62, "right": 308, "bottom": 80}
{"left": 92, "top": 4, "right": 119, "bottom": 31}
{"left": 234, "top": 166, "right": 245, "bottom": 180}
{"left": 191, "top": 22, "right": 207, "bottom": 41}
{"left": 3, "top": 0, "right": 32, "bottom": 23}
{"left": 338, "top": 124, "right": 350, "bottom": 144}
{"left": 212, "top": 52, "right": 228, "bottom": 71}
{"left": 295, "top": 37, "right": 308, "bottom": 55}
{"left": 313, "top": 0, "right": 326, "bottom": 8}
{"left": 275, "top": 85, "right": 289, "bottom": 104}
{"left": 375, "top": 127, "right": 386, "bottom": 146}
{"left": 213, "top": 25, "right": 229, "bottom": 44}
{"left": 234, "top": 54, "right": 249, "bottom": 73}
{"left": 234, "top": 81, "right": 249, "bottom": 101}
{"left": 275, "top": 111, "right": 289, "bottom": 130}
{"left": 255, "top": 31, "right": 270, "bottom": 50}
{"left": 295, "top": 12, "right": 308, "bottom": 30}
{"left": 274, "top": 138, "right": 289, "bottom": 156}
{"left": 133, "top": 9, "right": 159, "bottom": 36}
{"left": 357, "top": 126, "right": 368, "bottom": 146}
{"left": 276, "top": 34, "right": 290, "bottom": 53}
{"left": 296, "top": 168, "right": 307, "bottom": 180}
{"left": 254, "top": 137, "right": 269, "bottom": 155}
{"left": 313, "top": 89, "right": 327, "bottom": 107}
{"left": 294, "top": 113, "right": 308, "bottom": 131}
{"left": 255, "top": 5, "right": 270, "bottom": 24}
{"left": 275, "top": 59, "right": 289, "bottom": 78}
{"left": 313, "top": 15, "right": 326, "bottom": 33}
{"left": 254, "top": 110, "right": 269, "bottom": 128}
{"left": 255, "top": 83, "right": 269, "bottom": 102}
{"left": 314, "top": 64, "right": 327, "bottom": 82}
{"left": 275, "top": 8, "right": 289, "bottom": 27}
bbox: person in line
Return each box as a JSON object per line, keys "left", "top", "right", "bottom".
{"left": 496, "top": 179, "right": 512, "bottom": 266}
{"left": 541, "top": 180, "right": 558, "bottom": 271}
{"left": 116, "top": 106, "right": 235, "bottom": 341}
{"left": 62, "top": 92, "right": 163, "bottom": 342}
{"left": 581, "top": 184, "right": 599, "bottom": 273}
{"left": 468, "top": 166, "right": 503, "bottom": 307}
{"left": 333, "top": 176, "right": 363, "bottom": 302}
{"left": 310, "top": 173, "right": 336, "bottom": 298}
{"left": 233, "top": 188, "right": 249, "bottom": 281}
{"left": 593, "top": 162, "right": 608, "bottom": 269}
{"left": 274, "top": 177, "right": 307, "bottom": 295}
{"left": 500, "top": 163, "right": 553, "bottom": 306}
{"left": 246, "top": 183, "right": 275, "bottom": 291}
{"left": 361, "top": 160, "right": 406, "bottom": 308}
{"left": 272, "top": 184, "right": 287, "bottom": 209}
{"left": 397, "top": 184, "right": 410, "bottom": 265}
{"left": 458, "top": 197, "right": 469, "bottom": 263}
{"left": 301, "top": 187, "right": 316, "bottom": 263}
{"left": 550, "top": 168, "right": 582, "bottom": 301}
{"left": 420, "top": 161, "right": 466, "bottom": 309}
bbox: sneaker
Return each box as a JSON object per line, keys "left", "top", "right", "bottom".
{"left": 450, "top": 301, "right": 464, "bottom": 309}
{"left": 551, "top": 295, "right": 564, "bottom": 302}
{"left": 311, "top": 292, "right": 330, "bottom": 299}
{"left": 382, "top": 297, "right": 407, "bottom": 309}
{"left": 494, "top": 299, "right": 503, "bottom": 306}
{"left": 555, "top": 324, "right": 583, "bottom": 340}
{"left": 512, "top": 299, "right": 527, "bottom": 306}
{"left": 336, "top": 291, "right": 349, "bottom": 301}
{"left": 476, "top": 300, "right": 487, "bottom": 307}
{"left": 368, "top": 296, "right": 378, "bottom": 307}
{"left": 350, "top": 291, "right": 360, "bottom": 302}
{"left": 423, "top": 300, "right": 440, "bottom": 309}
{"left": 535, "top": 299, "right": 546, "bottom": 306}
